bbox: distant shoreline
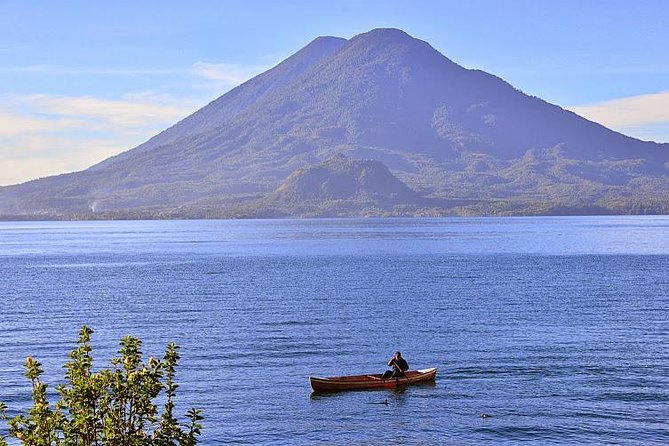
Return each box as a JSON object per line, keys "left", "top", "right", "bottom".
{"left": 1, "top": 209, "right": 664, "bottom": 222}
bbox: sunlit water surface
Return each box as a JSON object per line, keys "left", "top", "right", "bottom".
{"left": 1, "top": 217, "right": 669, "bottom": 444}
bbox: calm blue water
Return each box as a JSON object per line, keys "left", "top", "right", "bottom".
{"left": 1, "top": 217, "right": 669, "bottom": 444}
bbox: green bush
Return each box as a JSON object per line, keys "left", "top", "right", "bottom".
{"left": 0, "top": 326, "right": 202, "bottom": 445}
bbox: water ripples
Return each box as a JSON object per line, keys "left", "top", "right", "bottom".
{"left": 2, "top": 219, "right": 669, "bottom": 443}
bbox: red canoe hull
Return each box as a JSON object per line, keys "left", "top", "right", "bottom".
{"left": 310, "top": 367, "right": 437, "bottom": 392}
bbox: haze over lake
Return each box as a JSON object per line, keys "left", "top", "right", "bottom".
{"left": 1, "top": 217, "right": 668, "bottom": 444}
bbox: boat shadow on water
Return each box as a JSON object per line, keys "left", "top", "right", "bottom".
{"left": 309, "top": 380, "right": 437, "bottom": 400}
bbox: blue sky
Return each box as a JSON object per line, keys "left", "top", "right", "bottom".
{"left": 1, "top": 0, "right": 668, "bottom": 185}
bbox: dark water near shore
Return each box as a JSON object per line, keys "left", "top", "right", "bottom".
{"left": 1, "top": 217, "right": 669, "bottom": 444}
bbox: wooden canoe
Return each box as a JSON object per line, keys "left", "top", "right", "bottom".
{"left": 310, "top": 367, "right": 437, "bottom": 392}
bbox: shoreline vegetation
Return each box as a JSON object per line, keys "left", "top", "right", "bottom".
{"left": 0, "top": 326, "right": 202, "bottom": 445}
{"left": 2, "top": 200, "right": 668, "bottom": 221}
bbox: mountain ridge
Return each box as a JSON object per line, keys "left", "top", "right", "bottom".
{"left": 2, "top": 27, "right": 669, "bottom": 218}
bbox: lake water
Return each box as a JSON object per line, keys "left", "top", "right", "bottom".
{"left": 1, "top": 217, "right": 669, "bottom": 444}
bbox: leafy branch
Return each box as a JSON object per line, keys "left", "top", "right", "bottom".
{"left": 1, "top": 326, "right": 202, "bottom": 445}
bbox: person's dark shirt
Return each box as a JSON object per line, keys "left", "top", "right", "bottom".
{"left": 391, "top": 357, "right": 409, "bottom": 371}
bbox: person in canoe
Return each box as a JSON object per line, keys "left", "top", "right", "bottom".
{"left": 383, "top": 351, "right": 409, "bottom": 378}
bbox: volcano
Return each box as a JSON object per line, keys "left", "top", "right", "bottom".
{"left": 2, "top": 28, "right": 668, "bottom": 218}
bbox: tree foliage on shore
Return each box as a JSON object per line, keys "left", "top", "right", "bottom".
{"left": 0, "top": 326, "right": 202, "bottom": 445}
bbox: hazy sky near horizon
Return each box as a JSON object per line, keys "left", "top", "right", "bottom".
{"left": 1, "top": 0, "right": 668, "bottom": 186}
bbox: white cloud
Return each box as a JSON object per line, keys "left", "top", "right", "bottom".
{"left": 191, "top": 62, "right": 268, "bottom": 86}
{"left": 0, "top": 110, "right": 82, "bottom": 137}
{"left": 0, "top": 58, "right": 275, "bottom": 185}
{"left": 569, "top": 91, "right": 669, "bottom": 132}
{"left": 19, "top": 94, "right": 196, "bottom": 128}
{"left": 0, "top": 139, "right": 123, "bottom": 185}
{"left": 0, "top": 93, "right": 201, "bottom": 186}
{"left": 568, "top": 91, "right": 669, "bottom": 143}
{"left": 0, "top": 159, "right": 73, "bottom": 185}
